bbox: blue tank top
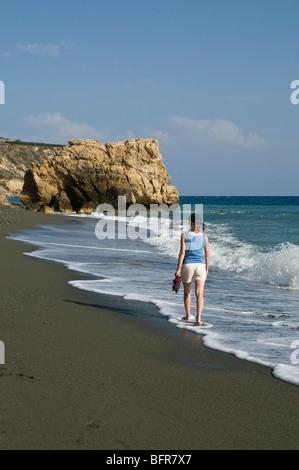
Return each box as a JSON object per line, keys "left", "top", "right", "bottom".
{"left": 183, "top": 232, "right": 206, "bottom": 265}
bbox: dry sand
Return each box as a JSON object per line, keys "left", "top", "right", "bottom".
{"left": 0, "top": 206, "right": 298, "bottom": 450}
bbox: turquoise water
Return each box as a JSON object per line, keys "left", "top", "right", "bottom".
{"left": 8, "top": 198, "right": 22, "bottom": 204}
{"left": 9, "top": 196, "right": 299, "bottom": 386}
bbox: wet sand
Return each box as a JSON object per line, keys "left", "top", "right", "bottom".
{"left": 0, "top": 206, "right": 298, "bottom": 450}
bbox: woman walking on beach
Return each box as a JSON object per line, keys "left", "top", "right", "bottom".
{"left": 175, "top": 213, "right": 210, "bottom": 326}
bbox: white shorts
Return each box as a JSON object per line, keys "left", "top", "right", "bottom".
{"left": 182, "top": 263, "right": 207, "bottom": 283}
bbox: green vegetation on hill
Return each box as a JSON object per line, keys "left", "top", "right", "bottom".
{"left": 5, "top": 139, "right": 64, "bottom": 148}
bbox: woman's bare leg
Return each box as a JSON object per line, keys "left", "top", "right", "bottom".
{"left": 195, "top": 280, "right": 205, "bottom": 325}
{"left": 183, "top": 282, "right": 192, "bottom": 320}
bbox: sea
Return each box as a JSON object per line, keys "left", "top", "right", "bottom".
{"left": 8, "top": 196, "right": 299, "bottom": 387}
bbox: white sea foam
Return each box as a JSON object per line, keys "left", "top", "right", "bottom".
{"left": 272, "top": 364, "right": 299, "bottom": 387}
{"left": 247, "top": 243, "right": 299, "bottom": 289}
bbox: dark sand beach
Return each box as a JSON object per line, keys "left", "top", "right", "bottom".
{"left": 0, "top": 206, "right": 298, "bottom": 450}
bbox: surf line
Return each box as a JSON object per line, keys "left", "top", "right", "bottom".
{"left": 106, "top": 454, "right": 140, "bottom": 467}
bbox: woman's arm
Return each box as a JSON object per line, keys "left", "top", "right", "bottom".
{"left": 175, "top": 233, "right": 185, "bottom": 276}
{"left": 204, "top": 235, "right": 210, "bottom": 275}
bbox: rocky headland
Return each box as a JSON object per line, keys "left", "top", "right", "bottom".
{"left": 20, "top": 138, "right": 179, "bottom": 213}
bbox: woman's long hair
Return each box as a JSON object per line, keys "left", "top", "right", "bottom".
{"left": 190, "top": 213, "right": 206, "bottom": 233}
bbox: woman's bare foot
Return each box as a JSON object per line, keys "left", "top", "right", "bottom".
{"left": 182, "top": 316, "right": 191, "bottom": 322}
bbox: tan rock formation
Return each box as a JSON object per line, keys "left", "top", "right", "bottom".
{"left": 20, "top": 138, "right": 179, "bottom": 213}
{"left": 0, "top": 191, "right": 11, "bottom": 207}
{"left": 0, "top": 140, "right": 61, "bottom": 197}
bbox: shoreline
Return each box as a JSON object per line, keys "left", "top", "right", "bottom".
{"left": 0, "top": 206, "right": 298, "bottom": 449}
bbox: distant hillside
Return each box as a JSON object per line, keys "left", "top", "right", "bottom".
{"left": 0, "top": 139, "right": 63, "bottom": 197}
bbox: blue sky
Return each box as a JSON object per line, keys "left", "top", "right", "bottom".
{"left": 1, "top": 0, "right": 299, "bottom": 196}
